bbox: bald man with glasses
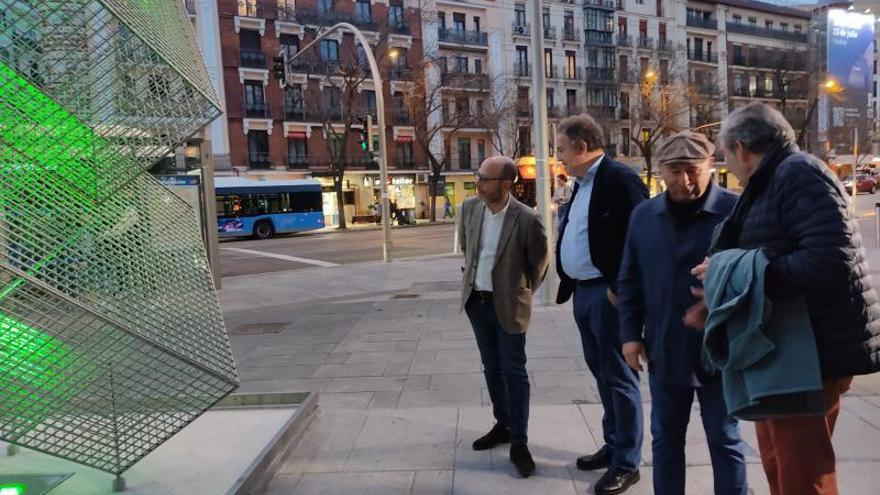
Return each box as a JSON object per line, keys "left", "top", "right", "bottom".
{"left": 459, "top": 156, "right": 549, "bottom": 477}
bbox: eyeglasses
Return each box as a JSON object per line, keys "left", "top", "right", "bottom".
{"left": 474, "top": 172, "right": 517, "bottom": 183}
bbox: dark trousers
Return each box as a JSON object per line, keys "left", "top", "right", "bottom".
{"left": 756, "top": 377, "right": 852, "bottom": 495}
{"left": 573, "top": 281, "right": 643, "bottom": 471}
{"left": 465, "top": 292, "right": 530, "bottom": 444}
{"left": 649, "top": 374, "right": 747, "bottom": 495}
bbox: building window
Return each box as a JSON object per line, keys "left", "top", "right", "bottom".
{"left": 620, "top": 91, "right": 629, "bottom": 118}
{"left": 288, "top": 137, "right": 307, "bottom": 164}
{"left": 566, "top": 51, "right": 576, "bottom": 78}
{"left": 765, "top": 20, "right": 773, "bottom": 30}
{"left": 323, "top": 87, "right": 341, "bottom": 117}
{"left": 396, "top": 141, "right": 413, "bottom": 166}
{"left": 515, "top": 4, "right": 527, "bottom": 26}
{"left": 362, "top": 90, "right": 377, "bottom": 116}
{"left": 355, "top": 0, "right": 371, "bottom": 21}
{"left": 474, "top": 59, "right": 483, "bottom": 75}
{"left": 780, "top": 22, "right": 788, "bottom": 32}
{"left": 794, "top": 24, "right": 802, "bottom": 34}
{"left": 247, "top": 130, "right": 270, "bottom": 168}
{"left": 734, "top": 73, "right": 744, "bottom": 93}
{"left": 244, "top": 81, "right": 265, "bottom": 112}
{"left": 544, "top": 49, "right": 553, "bottom": 78}
{"left": 621, "top": 128, "right": 630, "bottom": 155}
{"left": 455, "top": 96, "right": 469, "bottom": 117}
{"left": 542, "top": 7, "right": 550, "bottom": 31}
{"left": 748, "top": 17, "right": 757, "bottom": 29}
{"left": 438, "top": 12, "right": 446, "bottom": 29}
{"left": 285, "top": 84, "right": 303, "bottom": 116}
{"left": 476, "top": 99, "right": 484, "bottom": 116}
{"left": 389, "top": 0, "right": 404, "bottom": 26}
{"left": 320, "top": 39, "right": 339, "bottom": 61}
{"left": 455, "top": 56, "right": 467, "bottom": 72}
{"left": 732, "top": 14, "right": 741, "bottom": 25}
{"left": 516, "top": 46, "right": 528, "bottom": 71}
{"left": 547, "top": 88, "right": 555, "bottom": 108}
{"left": 474, "top": 16, "right": 481, "bottom": 32}
{"left": 656, "top": 0, "right": 662, "bottom": 17}
{"left": 564, "top": 11, "right": 575, "bottom": 36}
{"left": 477, "top": 139, "right": 486, "bottom": 163}
{"left": 279, "top": 34, "right": 298, "bottom": 59}
{"left": 618, "top": 16, "right": 627, "bottom": 36}
{"left": 319, "top": 0, "right": 333, "bottom": 14}
{"left": 453, "top": 13, "right": 466, "bottom": 31}
{"left": 567, "top": 89, "right": 577, "bottom": 113}
{"left": 659, "top": 59, "right": 668, "bottom": 83}
{"left": 458, "top": 138, "right": 472, "bottom": 169}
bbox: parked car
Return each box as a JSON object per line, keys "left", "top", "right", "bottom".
{"left": 842, "top": 174, "right": 877, "bottom": 194}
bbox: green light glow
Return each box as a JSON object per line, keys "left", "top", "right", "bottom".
{"left": 0, "top": 484, "right": 27, "bottom": 495}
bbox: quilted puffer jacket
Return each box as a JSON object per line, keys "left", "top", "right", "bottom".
{"left": 712, "top": 143, "right": 880, "bottom": 379}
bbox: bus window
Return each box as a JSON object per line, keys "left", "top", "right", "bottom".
{"left": 291, "top": 191, "right": 322, "bottom": 213}
{"left": 217, "top": 195, "right": 242, "bottom": 218}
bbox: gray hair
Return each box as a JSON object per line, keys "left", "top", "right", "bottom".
{"left": 718, "top": 102, "right": 796, "bottom": 154}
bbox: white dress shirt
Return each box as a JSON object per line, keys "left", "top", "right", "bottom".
{"left": 474, "top": 196, "right": 511, "bottom": 291}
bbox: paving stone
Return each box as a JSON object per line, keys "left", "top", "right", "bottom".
{"left": 317, "top": 392, "right": 374, "bottom": 410}
{"left": 238, "top": 365, "right": 321, "bottom": 381}
{"left": 397, "top": 389, "right": 483, "bottom": 408}
{"left": 345, "top": 408, "right": 458, "bottom": 471}
{"left": 327, "top": 377, "right": 408, "bottom": 393}
{"left": 453, "top": 466, "right": 579, "bottom": 495}
{"left": 292, "top": 472, "right": 413, "bottom": 495}
{"left": 346, "top": 351, "right": 416, "bottom": 364}
{"left": 412, "top": 470, "right": 453, "bottom": 495}
{"left": 385, "top": 362, "right": 415, "bottom": 377}
{"left": 314, "top": 363, "right": 389, "bottom": 378}
{"left": 409, "top": 359, "right": 481, "bottom": 376}
{"left": 429, "top": 373, "right": 486, "bottom": 390}
{"left": 369, "top": 391, "right": 402, "bottom": 409}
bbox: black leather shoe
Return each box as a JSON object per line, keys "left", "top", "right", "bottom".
{"left": 576, "top": 446, "right": 613, "bottom": 471}
{"left": 594, "top": 468, "right": 640, "bottom": 495}
{"left": 472, "top": 423, "right": 510, "bottom": 451}
{"left": 510, "top": 443, "right": 536, "bottom": 477}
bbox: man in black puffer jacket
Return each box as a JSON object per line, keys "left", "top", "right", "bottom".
{"left": 688, "top": 102, "right": 880, "bottom": 495}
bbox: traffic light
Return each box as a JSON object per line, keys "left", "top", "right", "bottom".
{"left": 272, "top": 56, "right": 285, "bottom": 82}
{"left": 359, "top": 126, "right": 369, "bottom": 151}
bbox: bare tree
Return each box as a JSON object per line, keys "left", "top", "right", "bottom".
{"left": 479, "top": 84, "right": 533, "bottom": 159}
{"left": 296, "top": 23, "right": 392, "bottom": 229}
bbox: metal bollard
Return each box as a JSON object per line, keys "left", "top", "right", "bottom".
{"left": 452, "top": 207, "right": 462, "bottom": 255}
{"left": 875, "top": 202, "right": 880, "bottom": 249}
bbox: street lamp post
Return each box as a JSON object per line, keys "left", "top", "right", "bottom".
{"left": 281, "top": 23, "right": 393, "bottom": 262}
{"left": 531, "top": 0, "right": 557, "bottom": 304}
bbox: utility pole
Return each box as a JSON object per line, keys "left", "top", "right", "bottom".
{"left": 531, "top": 0, "right": 557, "bottom": 304}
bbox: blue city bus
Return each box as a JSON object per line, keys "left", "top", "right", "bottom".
{"left": 215, "top": 177, "right": 324, "bottom": 239}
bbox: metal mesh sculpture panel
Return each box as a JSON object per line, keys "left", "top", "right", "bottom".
{"left": 0, "top": 0, "right": 237, "bottom": 475}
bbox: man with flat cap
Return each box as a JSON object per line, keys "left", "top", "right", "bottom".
{"left": 616, "top": 131, "right": 748, "bottom": 494}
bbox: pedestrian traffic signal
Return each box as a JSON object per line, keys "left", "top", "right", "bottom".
{"left": 359, "top": 127, "right": 369, "bottom": 151}
{"left": 272, "top": 56, "right": 285, "bottom": 82}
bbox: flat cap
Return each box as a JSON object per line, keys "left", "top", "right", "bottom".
{"left": 656, "top": 131, "right": 716, "bottom": 166}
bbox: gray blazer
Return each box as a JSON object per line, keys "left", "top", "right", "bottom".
{"left": 459, "top": 196, "right": 549, "bottom": 334}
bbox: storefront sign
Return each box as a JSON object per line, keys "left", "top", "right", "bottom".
{"left": 395, "top": 135, "right": 413, "bottom": 143}
{"left": 287, "top": 131, "right": 307, "bottom": 139}
{"left": 391, "top": 176, "right": 414, "bottom": 186}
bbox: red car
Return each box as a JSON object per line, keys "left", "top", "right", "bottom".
{"left": 843, "top": 174, "right": 877, "bottom": 194}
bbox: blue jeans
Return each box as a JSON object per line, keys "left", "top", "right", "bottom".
{"left": 650, "top": 374, "right": 747, "bottom": 495}
{"left": 573, "top": 281, "right": 643, "bottom": 471}
{"left": 465, "top": 293, "right": 530, "bottom": 445}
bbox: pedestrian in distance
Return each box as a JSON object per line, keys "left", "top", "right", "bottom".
{"left": 459, "top": 156, "right": 549, "bottom": 478}
{"left": 555, "top": 113, "right": 648, "bottom": 495}
{"left": 687, "top": 102, "right": 880, "bottom": 495}
{"left": 617, "top": 131, "right": 747, "bottom": 495}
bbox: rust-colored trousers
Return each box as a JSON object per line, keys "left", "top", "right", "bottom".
{"left": 755, "top": 377, "right": 853, "bottom": 495}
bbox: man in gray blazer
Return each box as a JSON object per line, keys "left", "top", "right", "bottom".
{"left": 459, "top": 156, "right": 549, "bottom": 477}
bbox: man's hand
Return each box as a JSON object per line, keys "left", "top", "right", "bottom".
{"left": 622, "top": 341, "right": 647, "bottom": 372}
{"left": 607, "top": 288, "right": 619, "bottom": 307}
{"left": 683, "top": 287, "right": 708, "bottom": 330}
{"left": 691, "top": 257, "right": 711, "bottom": 282}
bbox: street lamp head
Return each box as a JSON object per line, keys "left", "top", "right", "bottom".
{"left": 644, "top": 70, "right": 658, "bottom": 82}
{"left": 389, "top": 48, "right": 400, "bottom": 61}
{"left": 822, "top": 77, "right": 844, "bottom": 94}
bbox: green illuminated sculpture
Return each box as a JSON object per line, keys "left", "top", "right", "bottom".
{"left": 0, "top": 0, "right": 237, "bottom": 476}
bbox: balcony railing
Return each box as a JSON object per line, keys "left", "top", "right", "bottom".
{"left": 731, "top": 87, "right": 808, "bottom": 100}
{"left": 445, "top": 157, "right": 476, "bottom": 170}
{"left": 726, "top": 22, "right": 807, "bottom": 43}
{"left": 514, "top": 64, "right": 531, "bottom": 77}
{"left": 617, "top": 34, "right": 631, "bottom": 47}
{"left": 237, "top": 0, "right": 263, "bottom": 18}
{"left": 657, "top": 38, "right": 674, "bottom": 52}
{"left": 565, "top": 68, "right": 583, "bottom": 81}
{"left": 288, "top": 155, "right": 310, "bottom": 168}
{"left": 637, "top": 36, "right": 653, "bottom": 49}
{"left": 244, "top": 101, "right": 270, "bottom": 118}
{"left": 688, "top": 52, "right": 718, "bottom": 64}
{"left": 566, "top": 105, "right": 583, "bottom": 115}
{"left": 512, "top": 23, "right": 530, "bottom": 37}
{"left": 686, "top": 16, "right": 717, "bottom": 30}
{"left": 240, "top": 48, "right": 266, "bottom": 68}
{"left": 517, "top": 105, "right": 531, "bottom": 118}
{"left": 390, "top": 66, "right": 412, "bottom": 80}
{"left": 441, "top": 70, "right": 490, "bottom": 89}
{"left": 293, "top": 156, "right": 379, "bottom": 169}
{"left": 563, "top": 28, "right": 580, "bottom": 42}
{"left": 545, "top": 65, "right": 559, "bottom": 79}
{"left": 587, "top": 105, "right": 617, "bottom": 118}
{"left": 585, "top": 30, "right": 614, "bottom": 45}
{"left": 583, "top": 0, "right": 615, "bottom": 8}
{"left": 730, "top": 55, "right": 808, "bottom": 70}
{"left": 390, "top": 22, "right": 411, "bottom": 35}
{"left": 618, "top": 69, "right": 635, "bottom": 83}
{"left": 248, "top": 152, "right": 271, "bottom": 168}
{"left": 283, "top": 105, "right": 310, "bottom": 121}
{"left": 544, "top": 26, "right": 557, "bottom": 40}
{"left": 438, "top": 28, "right": 488, "bottom": 47}
{"left": 290, "top": 57, "right": 342, "bottom": 75}
{"left": 548, "top": 106, "right": 563, "bottom": 118}
{"left": 585, "top": 67, "right": 616, "bottom": 81}
{"left": 294, "top": 7, "right": 377, "bottom": 31}
{"left": 395, "top": 111, "right": 413, "bottom": 124}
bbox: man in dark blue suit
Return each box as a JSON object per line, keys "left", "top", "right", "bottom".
{"left": 556, "top": 114, "right": 647, "bottom": 495}
{"left": 617, "top": 132, "right": 747, "bottom": 495}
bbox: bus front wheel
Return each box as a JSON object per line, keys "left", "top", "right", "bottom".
{"left": 253, "top": 220, "right": 275, "bottom": 240}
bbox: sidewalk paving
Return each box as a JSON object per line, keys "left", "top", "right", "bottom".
{"left": 218, "top": 250, "right": 880, "bottom": 495}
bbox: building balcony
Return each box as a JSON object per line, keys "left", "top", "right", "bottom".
{"left": 240, "top": 48, "right": 266, "bottom": 68}
{"left": 512, "top": 23, "right": 530, "bottom": 37}
{"left": 546, "top": 65, "right": 559, "bottom": 79}
{"left": 726, "top": 22, "right": 807, "bottom": 43}
{"left": 544, "top": 26, "right": 557, "bottom": 40}
{"left": 563, "top": 28, "right": 580, "bottom": 42}
{"left": 283, "top": 105, "right": 311, "bottom": 121}
{"left": 248, "top": 152, "right": 271, "bottom": 169}
{"left": 587, "top": 105, "right": 617, "bottom": 119}
{"left": 290, "top": 57, "right": 342, "bottom": 75}
{"left": 438, "top": 28, "right": 488, "bottom": 47}
{"left": 637, "top": 36, "right": 653, "bottom": 50}
{"left": 441, "top": 70, "right": 490, "bottom": 90}
{"left": 656, "top": 38, "right": 674, "bottom": 52}
{"left": 514, "top": 64, "right": 531, "bottom": 78}
{"left": 237, "top": 0, "right": 263, "bottom": 18}
{"left": 688, "top": 51, "right": 718, "bottom": 64}
{"left": 548, "top": 106, "right": 563, "bottom": 118}
{"left": 730, "top": 55, "right": 808, "bottom": 70}
{"left": 390, "top": 22, "right": 411, "bottom": 35}
{"left": 294, "top": 7, "right": 377, "bottom": 31}
{"left": 288, "top": 155, "right": 310, "bottom": 168}
{"left": 585, "top": 30, "right": 614, "bottom": 46}
{"left": 390, "top": 66, "right": 413, "bottom": 80}
{"left": 731, "top": 87, "right": 807, "bottom": 100}
{"left": 297, "top": 155, "right": 379, "bottom": 170}
{"left": 445, "top": 157, "right": 477, "bottom": 171}
{"left": 517, "top": 105, "right": 531, "bottom": 118}
{"left": 566, "top": 105, "right": 583, "bottom": 115}
{"left": 584, "top": 67, "right": 616, "bottom": 82}
{"left": 244, "top": 101, "right": 271, "bottom": 118}
{"left": 565, "top": 68, "right": 583, "bottom": 81}
{"left": 583, "top": 0, "right": 616, "bottom": 8}
{"left": 686, "top": 16, "right": 717, "bottom": 30}
{"left": 395, "top": 111, "right": 413, "bottom": 125}
{"left": 618, "top": 69, "right": 635, "bottom": 83}
{"left": 617, "top": 34, "right": 631, "bottom": 48}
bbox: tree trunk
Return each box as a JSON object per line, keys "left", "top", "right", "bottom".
{"left": 797, "top": 98, "right": 818, "bottom": 151}
{"left": 334, "top": 172, "right": 347, "bottom": 230}
{"left": 644, "top": 151, "right": 653, "bottom": 192}
{"left": 429, "top": 175, "right": 438, "bottom": 222}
